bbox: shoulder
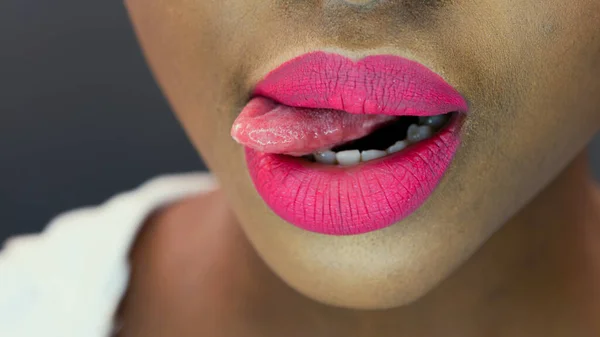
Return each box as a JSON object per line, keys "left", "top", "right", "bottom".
{"left": 116, "top": 189, "right": 269, "bottom": 336}
{"left": 0, "top": 173, "right": 215, "bottom": 337}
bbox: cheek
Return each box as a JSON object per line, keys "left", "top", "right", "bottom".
{"left": 126, "top": 0, "right": 253, "bottom": 167}
{"left": 421, "top": 0, "right": 600, "bottom": 237}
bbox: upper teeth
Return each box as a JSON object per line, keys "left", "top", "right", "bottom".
{"left": 407, "top": 124, "right": 433, "bottom": 143}
{"left": 310, "top": 114, "right": 449, "bottom": 166}
{"left": 419, "top": 115, "right": 447, "bottom": 128}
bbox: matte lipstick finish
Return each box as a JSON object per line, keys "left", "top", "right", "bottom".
{"left": 235, "top": 52, "right": 468, "bottom": 235}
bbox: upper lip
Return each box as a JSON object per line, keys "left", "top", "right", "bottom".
{"left": 252, "top": 51, "right": 468, "bottom": 117}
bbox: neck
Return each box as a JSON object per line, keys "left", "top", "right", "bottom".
{"left": 335, "top": 152, "right": 600, "bottom": 336}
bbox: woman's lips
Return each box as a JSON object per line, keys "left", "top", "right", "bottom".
{"left": 233, "top": 51, "right": 468, "bottom": 236}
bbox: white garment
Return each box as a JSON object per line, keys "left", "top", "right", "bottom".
{"left": 0, "top": 173, "right": 216, "bottom": 337}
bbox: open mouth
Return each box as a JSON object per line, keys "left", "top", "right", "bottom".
{"left": 232, "top": 51, "right": 468, "bottom": 236}
{"left": 303, "top": 112, "right": 453, "bottom": 165}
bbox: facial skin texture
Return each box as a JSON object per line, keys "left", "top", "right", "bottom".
{"left": 125, "top": 0, "right": 600, "bottom": 309}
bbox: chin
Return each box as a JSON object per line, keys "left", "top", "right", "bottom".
{"left": 288, "top": 268, "right": 439, "bottom": 310}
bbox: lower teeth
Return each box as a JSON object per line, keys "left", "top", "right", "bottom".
{"left": 308, "top": 114, "right": 451, "bottom": 166}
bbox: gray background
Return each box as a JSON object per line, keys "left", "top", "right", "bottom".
{"left": 0, "top": 0, "right": 598, "bottom": 241}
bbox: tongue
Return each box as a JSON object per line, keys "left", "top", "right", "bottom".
{"left": 231, "top": 97, "right": 396, "bottom": 156}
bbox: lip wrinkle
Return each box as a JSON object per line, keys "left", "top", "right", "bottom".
{"left": 305, "top": 175, "right": 316, "bottom": 224}
{"left": 383, "top": 160, "right": 411, "bottom": 205}
{"left": 336, "top": 177, "right": 343, "bottom": 229}
{"left": 243, "top": 52, "right": 467, "bottom": 235}
{"left": 374, "top": 174, "right": 395, "bottom": 221}
{"left": 327, "top": 178, "right": 333, "bottom": 231}
{"left": 345, "top": 179, "right": 353, "bottom": 223}
{"left": 356, "top": 177, "right": 370, "bottom": 223}
{"left": 312, "top": 175, "right": 321, "bottom": 226}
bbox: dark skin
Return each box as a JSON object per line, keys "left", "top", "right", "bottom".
{"left": 118, "top": 156, "right": 600, "bottom": 337}
{"left": 119, "top": 0, "right": 600, "bottom": 335}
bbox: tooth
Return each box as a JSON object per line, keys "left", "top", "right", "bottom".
{"left": 387, "top": 140, "right": 408, "bottom": 154}
{"left": 407, "top": 124, "right": 433, "bottom": 143}
{"left": 361, "top": 150, "right": 387, "bottom": 162}
{"left": 419, "top": 115, "right": 448, "bottom": 129}
{"left": 314, "top": 150, "right": 337, "bottom": 164}
{"left": 418, "top": 125, "right": 433, "bottom": 139}
{"left": 336, "top": 150, "right": 361, "bottom": 166}
{"left": 407, "top": 124, "right": 421, "bottom": 142}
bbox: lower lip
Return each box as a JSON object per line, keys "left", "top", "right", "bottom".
{"left": 245, "top": 115, "right": 464, "bottom": 236}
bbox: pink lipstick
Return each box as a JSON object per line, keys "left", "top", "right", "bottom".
{"left": 232, "top": 51, "right": 468, "bottom": 235}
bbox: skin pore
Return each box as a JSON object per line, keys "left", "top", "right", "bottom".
{"left": 119, "top": 0, "right": 600, "bottom": 336}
